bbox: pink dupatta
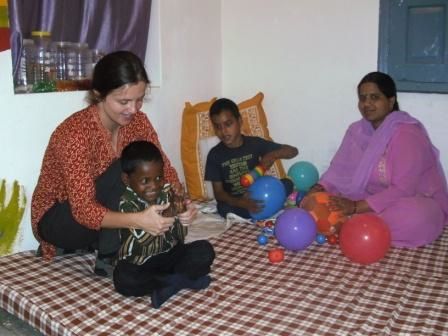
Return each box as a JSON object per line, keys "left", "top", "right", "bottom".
{"left": 320, "top": 111, "right": 442, "bottom": 200}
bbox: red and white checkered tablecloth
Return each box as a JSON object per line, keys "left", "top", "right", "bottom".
{"left": 1, "top": 222, "right": 448, "bottom": 336}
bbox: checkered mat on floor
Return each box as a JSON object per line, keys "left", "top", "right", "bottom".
{"left": 1, "top": 223, "right": 448, "bottom": 336}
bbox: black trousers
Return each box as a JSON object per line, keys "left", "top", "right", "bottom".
{"left": 37, "top": 160, "right": 125, "bottom": 255}
{"left": 113, "top": 240, "right": 215, "bottom": 297}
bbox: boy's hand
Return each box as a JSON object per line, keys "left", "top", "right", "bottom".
{"left": 172, "top": 182, "right": 187, "bottom": 214}
{"left": 260, "top": 152, "right": 277, "bottom": 169}
{"left": 172, "top": 182, "right": 185, "bottom": 198}
{"left": 240, "top": 193, "right": 264, "bottom": 213}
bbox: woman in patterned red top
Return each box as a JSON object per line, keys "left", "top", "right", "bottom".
{"left": 31, "top": 51, "right": 197, "bottom": 275}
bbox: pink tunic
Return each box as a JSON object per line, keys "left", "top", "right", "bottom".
{"left": 320, "top": 112, "right": 448, "bottom": 247}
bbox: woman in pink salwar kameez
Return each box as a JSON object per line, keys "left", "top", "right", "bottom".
{"left": 308, "top": 72, "right": 448, "bottom": 248}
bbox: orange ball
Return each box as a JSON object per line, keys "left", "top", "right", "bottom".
{"left": 301, "top": 192, "right": 347, "bottom": 236}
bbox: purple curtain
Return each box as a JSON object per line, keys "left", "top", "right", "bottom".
{"left": 8, "top": 0, "right": 151, "bottom": 78}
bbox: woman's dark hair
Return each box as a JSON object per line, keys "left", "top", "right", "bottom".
{"left": 209, "top": 98, "right": 241, "bottom": 119}
{"left": 121, "top": 141, "right": 163, "bottom": 175}
{"left": 87, "top": 50, "right": 150, "bottom": 104}
{"left": 357, "top": 71, "right": 400, "bottom": 111}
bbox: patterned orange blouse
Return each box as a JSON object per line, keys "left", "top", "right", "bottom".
{"left": 31, "top": 105, "right": 180, "bottom": 260}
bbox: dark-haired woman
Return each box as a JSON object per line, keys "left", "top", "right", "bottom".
{"left": 31, "top": 51, "right": 196, "bottom": 274}
{"left": 306, "top": 71, "right": 448, "bottom": 247}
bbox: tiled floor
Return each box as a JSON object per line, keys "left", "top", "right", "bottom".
{"left": 0, "top": 308, "right": 42, "bottom": 336}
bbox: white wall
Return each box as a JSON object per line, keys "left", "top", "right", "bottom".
{"left": 0, "top": 50, "right": 88, "bottom": 252}
{"left": 0, "top": 0, "right": 221, "bottom": 252}
{"left": 1, "top": 0, "right": 447, "bottom": 252}
{"left": 221, "top": 0, "right": 448, "bottom": 175}
{"left": 145, "top": 0, "right": 222, "bottom": 178}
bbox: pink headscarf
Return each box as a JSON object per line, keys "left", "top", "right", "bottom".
{"left": 320, "top": 111, "right": 444, "bottom": 200}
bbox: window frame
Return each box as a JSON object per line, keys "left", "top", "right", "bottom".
{"left": 378, "top": 0, "right": 448, "bottom": 93}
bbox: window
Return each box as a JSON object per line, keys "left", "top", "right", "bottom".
{"left": 378, "top": 0, "right": 448, "bottom": 93}
{"left": 8, "top": 0, "right": 152, "bottom": 93}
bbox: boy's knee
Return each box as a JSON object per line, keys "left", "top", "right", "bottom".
{"left": 192, "top": 240, "right": 215, "bottom": 263}
{"left": 178, "top": 240, "right": 215, "bottom": 277}
{"left": 203, "top": 241, "right": 216, "bottom": 263}
{"left": 217, "top": 201, "right": 250, "bottom": 219}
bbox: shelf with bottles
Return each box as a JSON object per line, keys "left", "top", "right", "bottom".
{"left": 14, "top": 31, "right": 105, "bottom": 94}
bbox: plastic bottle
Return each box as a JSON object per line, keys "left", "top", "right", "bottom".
{"left": 53, "top": 41, "right": 77, "bottom": 91}
{"left": 31, "top": 30, "right": 56, "bottom": 92}
{"left": 14, "top": 38, "right": 35, "bottom": 93}
{"left": 53, "top": 41, "right": 72, "bottom": 80}
{"left": 72, "top": 42, "right": 92, "bottom": 90}
{"left": 91, "top": 49, "right": 105, "bottom": 71}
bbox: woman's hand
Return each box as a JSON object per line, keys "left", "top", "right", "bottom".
{"left": 328, "top": 196, "right": 355, "bottom": 216}
{"left": 138, "top": 203, "right": 175, "bottom": 235}
{"left": 299, "top": 184, "right": 326, "bottom": 208}
{"left": 308, "top": 183, "right": 325, "bottom": 194}
{"left": 177, "top": 201, "right": 198, "bottom": 226}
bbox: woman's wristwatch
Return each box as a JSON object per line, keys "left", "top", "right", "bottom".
{"left": 352, "top": 201, "right": 357, "bottom": 215}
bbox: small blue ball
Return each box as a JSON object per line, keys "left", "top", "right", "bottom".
{"left": 257, "top": 234, "right": 268, "bottom": 245}
{"left": 316, "top": 233, "right": 327, "bottom": 244}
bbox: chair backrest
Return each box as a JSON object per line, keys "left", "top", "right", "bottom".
{"left": 181, "top": 92, "right": 286, "bottom": 201}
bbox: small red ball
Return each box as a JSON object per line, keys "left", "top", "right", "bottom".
{"left": 268, "top": 248, "right": 285, "bottom": 263}
{"left": 327, "top": 234, "right": 339, "bottom": 245}
{"left": 240, "top": 174, "right": 253, "bottom": 187}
